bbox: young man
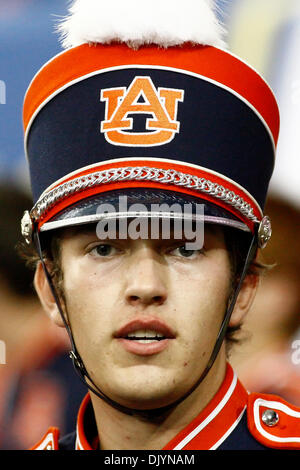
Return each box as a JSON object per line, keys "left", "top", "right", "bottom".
{"left": 20, "top": 0, "right": 300, "bottom": 450}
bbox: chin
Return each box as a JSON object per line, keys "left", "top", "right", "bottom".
{"left": 104, "top": 376, "right": 187, "bottom": 411}
{"left": 112, "top": 392, "right": 180, "bottom": 412}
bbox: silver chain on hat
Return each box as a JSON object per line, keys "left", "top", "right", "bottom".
{"left": 31, "top": 166, "right": 259, "bottom": 223}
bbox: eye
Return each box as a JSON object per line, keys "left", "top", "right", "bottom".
{"left": 170, "top": 245, "right": 203, "bottom": 258}
{"left": 89, "top": 243, "right": 118, "bottom": 257}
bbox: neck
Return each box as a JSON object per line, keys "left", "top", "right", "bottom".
{"left": 90, "top": 351, "right": 227, "bottom": 450}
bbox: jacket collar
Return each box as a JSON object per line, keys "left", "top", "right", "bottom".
{"left": 75, "top": 363, "right": 248, "bottom": 450}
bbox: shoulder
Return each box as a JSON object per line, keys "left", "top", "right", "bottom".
{"left": 29, "top": 392, "right": 300, "bottom": 451}
{"left": 247, "top": 392, "right": 300, "bottom": 450}
{"left": 30, "top": 428, "right": 76, "bottom": 450}
{"left": 29, "top": 427, "right": 60, "bottom": 450}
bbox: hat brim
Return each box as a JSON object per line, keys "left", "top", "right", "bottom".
{"left": 40, "top": 188, "right": 250, "bottom": 233}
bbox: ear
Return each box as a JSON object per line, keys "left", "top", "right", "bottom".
{"left": 34, "top": 261, "right": 66, "bottom": 328}
{"left": 229, "top": 273, "right": 259, "bottom": 328}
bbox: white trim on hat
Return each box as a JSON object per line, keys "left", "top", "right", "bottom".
{"left": 40, "top": 213, "right": 250, "bottom": 233}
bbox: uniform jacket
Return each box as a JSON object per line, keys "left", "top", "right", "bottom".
{"left": 30, "top": 364, "right": 300, "bottom": 450}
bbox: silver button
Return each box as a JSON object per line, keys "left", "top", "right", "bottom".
{"left": 258, "top": 215, "right": 272, "bottom": 249}
{"left": 21, "top": 210, "right": 33, "bottom": 245}
{"left": 261, "top": 409, "right": 279, "bottom": 427}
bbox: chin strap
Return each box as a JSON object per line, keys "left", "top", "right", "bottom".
{"left": 34, "top": 230, "right": 139, "bottom": 416}
{"left": 33, "top": 228, "right": 258, "bottom": 417}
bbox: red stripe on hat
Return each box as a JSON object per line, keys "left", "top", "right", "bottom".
{"left": 36, "top": 160, "right": 260, "bottom": 233}
{"left": 23, "top": 43, "right": 279, "bottom": 146}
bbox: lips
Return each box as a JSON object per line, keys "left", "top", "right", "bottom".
{"left": 114, "top": 317, "right": 175, "bottom": 356}
{"left": 115, "top": 317, "right": 175, "bottom": 340}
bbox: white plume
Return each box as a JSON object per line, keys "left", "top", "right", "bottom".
{"left": 57, "top": 0, "right": 226, "bottom": 50}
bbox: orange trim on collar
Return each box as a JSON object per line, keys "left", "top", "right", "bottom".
{"left": 247, "top": 393, "right": 300, "bottom": 450}
{"left": 30, "top": 426, "right": 60, "bottom": 450}
{"left": 75, "top": 393, "right": 94, "bottom": 450}
{"left": 163, "top": 363, "right": 248, "bottom": 450}
{"left": 75, "top": 363, "right": 248, "bottom": 450}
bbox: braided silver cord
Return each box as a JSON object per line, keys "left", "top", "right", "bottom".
{"left": 31, "top": 166, "right": 259, "bottom": 223}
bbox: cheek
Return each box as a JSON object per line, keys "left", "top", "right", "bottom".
{"left": 170, "top": 258, "right": 231, "bottom": 348}
{"left": 171, "top": 257, "right": 231, "bottom": 315}
{"left": 62, "top": 260, "right": 122, "bottom": 347}
{"left": 63, "top": 255, "right": 124, "bottom": 303}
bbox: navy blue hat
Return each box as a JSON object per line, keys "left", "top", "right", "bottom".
{"left": 21, "top": 1, "right": 280, "bottom": 246}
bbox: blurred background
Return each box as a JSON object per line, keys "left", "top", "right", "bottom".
{"left": 0, "top": 0, "right": 299, "bottom": 449}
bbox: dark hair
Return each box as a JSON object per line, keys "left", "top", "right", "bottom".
{"left": 222, "top": 227, "right": 267, "bottom": 352}
{"left": 0, "top": 184, "right": 36, "bottom": 297}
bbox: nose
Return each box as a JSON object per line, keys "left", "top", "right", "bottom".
{"left": 124, "top": 247, "right": 167, "bottom": 307}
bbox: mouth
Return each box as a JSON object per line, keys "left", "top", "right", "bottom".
{"left": 123, "top": 329, "right": 168, "bottom": 343}
{"left": 114, "top": 318, "right": 175, "bottom": 356}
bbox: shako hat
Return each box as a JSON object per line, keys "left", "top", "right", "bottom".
{"left": 21, "top": 0, "right": 280, "bottom": 248}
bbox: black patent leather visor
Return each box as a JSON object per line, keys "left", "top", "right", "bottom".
{"left": 40, "top": 188, "right": 249, "bottom": 233}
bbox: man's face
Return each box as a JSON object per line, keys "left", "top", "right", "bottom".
{"left": 59, "top": 224, "right": 232, "bottom": 410}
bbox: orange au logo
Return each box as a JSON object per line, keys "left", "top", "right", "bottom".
{"left": 100, "top": 76, "right": 184, "bottom": 146}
